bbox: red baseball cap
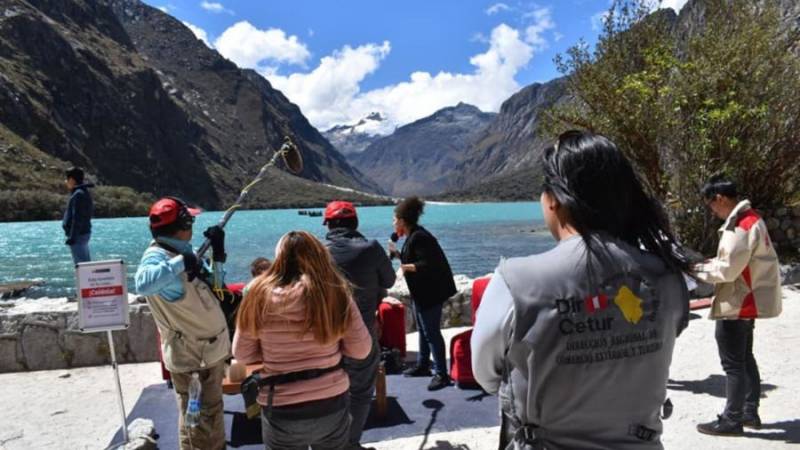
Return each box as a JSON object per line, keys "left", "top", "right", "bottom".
{"left": 149, "top": 197, "right": 202, "bottom": 229}
{"left": 323, "top": 200, "right": 357, "bottom": 225}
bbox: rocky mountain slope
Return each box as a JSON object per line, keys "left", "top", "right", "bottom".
{"left": 440, "top": 79, "right": 567, "bottom": 198}
{"left": 0, "top": 0, "right": 384, "bottom": 221}
{"left": 349, "top": 103, "right": 495, "bottom": 196}
{"left": 322, "top": 112, "right": 387, "bottom": 155}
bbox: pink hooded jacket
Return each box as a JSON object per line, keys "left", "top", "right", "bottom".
{"left": 232, "top": 280, "right": 371, "bottom": 406}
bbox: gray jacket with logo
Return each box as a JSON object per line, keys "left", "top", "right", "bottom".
{"left": 472, "top": 235, "right": 689, "bottom": 449}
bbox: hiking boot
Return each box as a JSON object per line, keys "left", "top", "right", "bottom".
{"left": 403, "top": 365, "right": 432, "bottom": 377}
{"left": 742, "top": 411, "right": 762, "bottom": 429}
{"left": 427, "top": 373, "right": 452, "bottom": 391}
{"left": 696, "top": 415, "right": 744, "bottom": 436}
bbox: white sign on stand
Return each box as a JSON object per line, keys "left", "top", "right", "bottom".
{"left": 76, "top": 260, "right": 129, "bottom": 332}
{"left": 75, "top": 259, "right": 130, "bottom": 447}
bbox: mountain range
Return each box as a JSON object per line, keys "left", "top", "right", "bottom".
{"left": 348, "top": 103, "right": 496, "bottom": 197}
{"left": 2, "top": 0, "right": 797, "bottom": 221}
{"left": 322, "top": 112, "right": 387, "bottom": 156}
{"left": 0, "top": 0, "right": 385, "bottom": 221}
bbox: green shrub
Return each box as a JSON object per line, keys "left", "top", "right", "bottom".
{"left": 545, "top": 0, "right": 800, "bottom": 253}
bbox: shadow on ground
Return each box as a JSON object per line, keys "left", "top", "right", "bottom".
{"left": 109, "top": 375, "right": 499, "bottom": 449}
{"left": 744, "top": 419, "right": 800, "bottom": 444}
{"left": 423, "top": 441, "right": 471, "bottom": 450}
{"left": 668, "top": 374, "right": 777, "bottom": 399}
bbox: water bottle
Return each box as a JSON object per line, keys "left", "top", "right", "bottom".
{"left": 185, "top": 372, "right": 202, "bottom": 427}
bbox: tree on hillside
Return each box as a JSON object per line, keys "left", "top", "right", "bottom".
{"left": 545, "top": 0, "right": 800, "bottom": 253}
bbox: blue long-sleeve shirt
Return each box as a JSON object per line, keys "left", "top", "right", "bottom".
{"left": 62, "top": 184, "right": 93, "bottom": 242}
{"left": 135, "top": 236, "right": 223, "bottom": 302}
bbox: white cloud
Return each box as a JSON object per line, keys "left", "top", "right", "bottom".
{"left": 523, "top": 7, "right": 555, "bottom": 51}
{"left": 553, "top": 31, "right": 564, "bottom": 42}
{"left": 182, "top": 21, "right": 212, "bottom": 47}
{"left": 486, "top": 2, "right": 511, "bottom": 15}
{"left": 308, "top": 28, "right": 315, "bottom": 38}
{"left": 658, "top": 0, "right": 689, "bottom": 12}
{"left": 471, "top": 32, "right": 490, "bottom": 43}
{"left": 262, "top": 23, "right": 535, "bottom": 132}
{"left": 200, "top": 1, "right": 233, "bottom": 15}
{"left": 214, "top": 21, "right": 311, "bottom": 69}
{"left": 591, "top": 10, "right": 610, "bottom": 31}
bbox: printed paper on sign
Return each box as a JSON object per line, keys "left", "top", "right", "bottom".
{"left": 75, "top": 260, "right": 129, "bottom": 332}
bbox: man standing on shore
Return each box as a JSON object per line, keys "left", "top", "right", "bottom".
{"left": 695, "top": 175, "right": 782, "bottom": 436}
{"left": 135, "top": 197, "right": 230, "bottom": 450}
{"left": 62, "top": 167, "right": 93, "bottom": 264}
{"left": 324, "top": 200, "right": 396, "bottom": 450}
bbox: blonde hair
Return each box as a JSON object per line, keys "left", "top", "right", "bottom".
{"left": 237, "top": 231, "right": 352, "bottom": 344}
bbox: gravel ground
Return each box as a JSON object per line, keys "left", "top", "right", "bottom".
{"left": 1, "top": 287, "right": 798, "bottom": 450}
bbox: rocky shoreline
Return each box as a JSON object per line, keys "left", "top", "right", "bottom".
{"left": 0, "top": 274, "right": 486, "bottom": 373}
{"left": 2, "top": 265, "right": 798, "bottom": 374}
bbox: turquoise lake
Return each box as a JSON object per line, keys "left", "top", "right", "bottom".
{"left": 0, "top": 202, "right": 554, "bottom": 298}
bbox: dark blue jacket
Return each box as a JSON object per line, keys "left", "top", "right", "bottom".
{"left": 62, "top": 183, "right": 94, "bottom": 244}
{"left": 326, "top": 228, "right": 396, "bottom": 333}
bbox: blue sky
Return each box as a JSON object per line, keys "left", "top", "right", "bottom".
{"left": 146, "top": 0, "right": 688, "bottom": 132}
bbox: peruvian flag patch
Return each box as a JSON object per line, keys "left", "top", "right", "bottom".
{"left": 584, "top": 294, "right": 609, "bottom": 314}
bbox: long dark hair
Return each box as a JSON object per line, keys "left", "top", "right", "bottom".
{"left": 542, "top": 130, "right": 690, "bottom": 273}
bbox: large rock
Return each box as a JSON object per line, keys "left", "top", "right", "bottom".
{"left": 63, "top": 331, "right": 109, "bottom": 367}
{"left": 0, "top": 335, "right": 24, "bottom": 371}
{"left": 388, "top": 274, "right": 480, "bottom": 331}
{"left": 126, "top": 306, "right": 159, "bottom": 362}
{"left": 767, "top": 217, "right": 781, "bottom": 230}
{"left": 782, "top": 264, "right": 800, "bottom": 286}
{"left": 21, "top": 321, "right": 67, "bottom": 370}
{"left": 123, "top": 418, "right": 158, "bottom": 450}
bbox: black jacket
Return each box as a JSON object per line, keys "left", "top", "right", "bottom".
{"left": 62, "top": 183, "right": 94, "bottom": 244}
{"left": 326, "top": 228, "right": 396, "bottom": 333}
{"left": 400, "top": 226, "right": 456, "bottom": 309}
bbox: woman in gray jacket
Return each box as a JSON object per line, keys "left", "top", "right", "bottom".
{"left": 472, "top": 131, "right": 692, "bottom": 450}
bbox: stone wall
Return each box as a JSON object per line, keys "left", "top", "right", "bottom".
{"left": 387, "top": 274, "right": 483, "bottom": 333}
{"left": 0, "top": 304, "right": 159, "bottom": 373}
{"left": 763, "top": 205, "right": 800, "bottom": 253}
{"left": 0, "top": 274, "right": 482, "bottom": 373}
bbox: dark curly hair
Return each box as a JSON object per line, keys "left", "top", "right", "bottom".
{"left": 394, "top": 196, "right": 425, "bottom": 226}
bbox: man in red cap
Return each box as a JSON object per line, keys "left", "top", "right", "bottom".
{"left": 323, "top": 200, "right": 396, "bottom": 450}
{"left": 134, "top": 197, "right": 229, "bottom": 450}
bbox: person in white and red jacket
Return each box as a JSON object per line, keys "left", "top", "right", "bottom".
{"left": 695, "top": 175, "right": 782, "bottom": 437}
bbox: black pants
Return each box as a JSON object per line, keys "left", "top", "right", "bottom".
{"left": 414, "top": 302, "right": 447, "bottom": 375}
{"left": 715, "top": 319, "right": 760, "bottom": 420}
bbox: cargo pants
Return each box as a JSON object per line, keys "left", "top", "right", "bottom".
{"left": 172, "top": 363, "right": 226, "bottom": 450}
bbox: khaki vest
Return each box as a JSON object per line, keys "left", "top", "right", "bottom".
{"left": 145, "top": 245, "right": 231, "bottom": 373}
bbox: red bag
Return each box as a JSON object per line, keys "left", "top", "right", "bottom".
{"left": 378, "top": 300, "right": 406, "bottom": 357}
{"left": 471, "top": 277, "right": 491, "bottom": 323}
{"left": 227, "top": 282, "right": 246, "bottom": 296}
{"left": 449, "top": 329, "right": 479, "bottom": 389}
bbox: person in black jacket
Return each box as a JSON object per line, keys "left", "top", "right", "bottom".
{"left": 389, "top": 197, "right": 456, "bottom": 391}
{"left": 62, "top": 167, "right": 94, "bottom": 264}
{"left": 324, "top": 200, "right": 396, "bottom": 449}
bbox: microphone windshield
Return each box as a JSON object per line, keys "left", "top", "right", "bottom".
{"left": 279, "top": 136, "right": 304, "bottom": 174}
{"left": 390, "top": 232, "right": 399, "bottom": 243}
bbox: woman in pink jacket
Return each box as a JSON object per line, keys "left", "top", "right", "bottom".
{"left": 233, "top": 231, "right": 371, "bottom": 449}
